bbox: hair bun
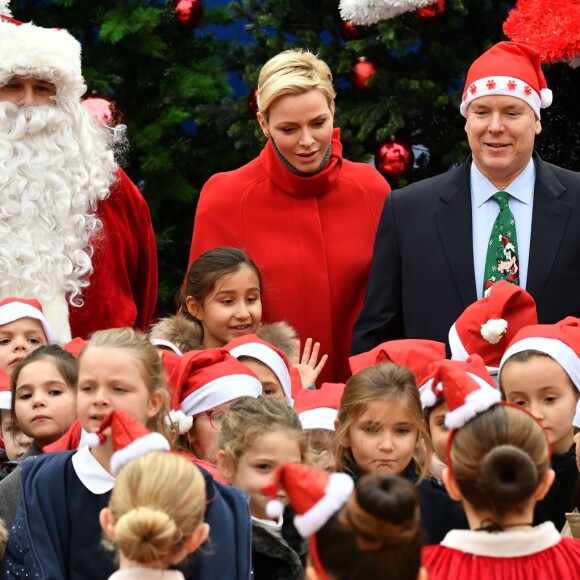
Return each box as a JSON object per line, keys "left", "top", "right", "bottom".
{"left": 478, "top": 444, "right": 538, "bottom": 505}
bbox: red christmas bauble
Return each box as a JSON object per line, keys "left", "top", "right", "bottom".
{"left": 81, "top": 96, "right": 124, "bottom": 126}
{"left": 248, "top": 87, "right": 259, "bottom": 116}
{"left": 340, "top": 20, "right": 361, "bottom": 41}
{"left": 375, "top": 140, "right": 414, "bottom": 181}
{"left": 350, "top": 57, "right": 377, "bottom": 92}
{"left": 415, "top": 0, "right": 446, "bottom": 19}
{"left": 175, "top": 0, "right": 203, "bottom": 30}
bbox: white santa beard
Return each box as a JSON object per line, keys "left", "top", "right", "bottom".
{"left": 0, "top": 102, "right": 118, "bottom": 341}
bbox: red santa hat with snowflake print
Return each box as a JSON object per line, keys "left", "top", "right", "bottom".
{"left": 225, "top": 334, "right": 294, "bottom": 404}
{"left": 460, "top": 41, "right": 552, "bottom": 118}
{"left": 0, "top": 368, "right": 11, "bottom": 410}
{"left": 86, "top": 409, "right": 170, "bottom": 475}
{"left": 293, "top": 382, "right": 345, "bottom": 431}
{"left": 0, "top": 297, "right": 56, "bottom": 343}
{"left": 499, "top": 316, "right": 580, "bottom": 392}
{"left": 262, "top": 463, "right": 354, "bottom": 537}
{"left": 419, "top": 355, "right": 501, "bottom": 429}
{"left": 0, "top": 3, "right": 85, "bottom": 103}
{"left": 349, "top": 339, "right": 446, "bottom": 385}
{"left": 449, "top": 281, "right": 537, "bottom": 375}
{"left": 170, "top": 348, "right": 262, "bottom": 418}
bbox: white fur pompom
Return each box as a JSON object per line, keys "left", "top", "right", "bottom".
{"left": 480, "top": 318, "right": 508, "bottom": 344}
{"left": 0, "top": 2, "right": 13, "bottom": 17}
{"left": 165, "top": 410, "right": 193, "bottom": 434}
{"left": 86, "top": 432, "right": 102, "bottom": 448}
{"left": 540, "top": 88, "right": 553, "bottom": 108}
{"left": 339, "top": 0, "right": 435, "bottom": 25}
{"left": 266, "top": 499, "right": 285, "bottom": 519}
{"left": 420, "top": 387, "right": 436, "bottom": 409}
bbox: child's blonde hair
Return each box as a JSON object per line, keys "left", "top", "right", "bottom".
{"left": 335, "top": 363, "right": 432, "bottom": 480}
{"left": 219, "top": 396, "right": 305, "bottom": 465}
{"left": 79, "top": 328, "right": 172, "bottom": 440}
{"left": 106, "top": 451, "right": 206, "bottom": 566}
{"left": 257, "top": 49, "right": 336, "bottom": 118}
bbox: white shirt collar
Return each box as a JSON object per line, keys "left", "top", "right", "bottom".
{"left": 72, "top": 445, "right": 116, "bottom": 494}
{"left": 471, "top": 158, "right": 535, "bottom": 207}
{"left": 441, "top": 521, "right": 561, "bottom": 557}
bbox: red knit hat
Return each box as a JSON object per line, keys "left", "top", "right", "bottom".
{"left": 225, "top": 334, "right": 293, "bottom": 404}
{"left": 261, "top": 463, "right": 354, "bottom": 537}
{"left": 86, "top": 409, "right": 170, "bottom": 475}
{"left": 449, "top": 281, "right": 538, "bottom": 374}
{"left": 0, "top": 368, "right": 11, "bottom": 410}
{"left": 460, "top": 41, "right": 552, "bottom": 118}
{"left": 293, "top": 382, "right": 345, "bottom": 431}
{"left": 499, "top": 316, "right": 580, "bottom": 391}
{"left": 419, "top": 355, "right": 501, "bottom": 429}
{"left": 0, "top": 297, "right": 55, "bottom": 343}
{"left": 349, "top": 339, "right": 446, "bottom": 385}
{"left": 170, "top": 348, "right": 262, "bottom": 418}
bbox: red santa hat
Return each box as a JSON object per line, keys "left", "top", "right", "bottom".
{"left": 0, "top": 5, "right": 85, "bottom": 102}
{"left": 499, "top": 316, "right": 580, "bottom": 391}
{"left": 225, "top": 334, "right": 293, "bottom": 404}
{"left": 170, "top": 348, "right": 262, "bottom": 418}
{"left": 0, "top": 368, "right": 11, "bottom": 410}
{"left": 449, "top": 281, "right": 538, "bottom": 374}
{"left": 349, "top": 339, "right": 446, "bottom": 385}
{"left": 262, "top": 463, "right": 354, "bottom": 537}
{"left": 460, "top": 41, "right": 552, "bottom": 118}
{"left": 86, "top": 409, "right": 170, "bottom": 475}
{"left": 0, "top": 297, "right": 56, "bottom": 343}
{"left": 293, "top": 382, "right": 345, "bottom": 431}
{"left": 63, "top": 337, "right": 87, "bottom": 358}
{"left": 419, "top": 355, "right": 501, "bottom": 429}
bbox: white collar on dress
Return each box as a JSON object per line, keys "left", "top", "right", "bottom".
{"left": 441, "top": 521, "right": 561, "bottom": 557}
{"left": 71, "top": 445, "right": 116, "bottom": 494}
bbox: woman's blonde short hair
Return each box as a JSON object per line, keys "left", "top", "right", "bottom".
{"left": 257, "top": 49, "right": 336, "bottom": 117}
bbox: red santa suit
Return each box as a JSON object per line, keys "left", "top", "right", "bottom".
{"left": 68, "top": 167, "right": 158, "bottom": 339}
{"left": 423, "top": 522, "right": 580, "bottom": 578}
{"left": 189, "top": 129, "right": 389, "bottom": 383}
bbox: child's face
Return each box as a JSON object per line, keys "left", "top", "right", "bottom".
{"left": 227, "top": 430, "right": 302, "bottom": 520}
{"left": 186, "top": 266, "right": 262, "bottom": 348}
{"left": 0, "top": 408, "right": 32, "bottom": 460}
{"left": 77, "top": 346, "right": 163, "bottom": 433}
{"left": 340, "top": 399, "right": 418, "bottom": 475}
{"left": 239, "top": 357, "right": 285, "bottom": 400}
{"left": 502, "top": 356, "right": 579, "bottom": 454}
{"left": 188, "top": 399, "right": 238, "bottom": 464}
{"left": 0, "top": 318, "right": 48, "bottom": 375}
{"left": 427, "top": 400, "right": 450, "bottom": 463}
{"left": 14, "top": 359, "right": 77, "bottom": 447}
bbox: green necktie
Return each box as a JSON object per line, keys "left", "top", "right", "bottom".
{"left": 482, "top": 191, "right": 519, "bottom": 296}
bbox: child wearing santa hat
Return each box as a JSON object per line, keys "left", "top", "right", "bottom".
{"left": 261, "top": 462, "right": 425, "bottom": 580}
{"left": 499, "top": 317, "right": 580, "bottom": 531}
{"left": 217, "top": 396, "right": 308, "bottom": 579}
{"left": 0, "top": 298, "right": 55, "bottom": 376}
{"left": 422, "top": 373, "right": 580, "bottom": 577}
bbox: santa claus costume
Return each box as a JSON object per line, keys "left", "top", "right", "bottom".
{"left": 189, "top": 125, "right": 388, "bottom": 385}
{"left": 0, "top": 7, "right": 157, "bottom": 342}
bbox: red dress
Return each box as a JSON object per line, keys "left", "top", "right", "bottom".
{"left": 423, "top": 522, "right": 580, "bottom": 578}
{"left": 189, "top": 129, "right": 389, "bottom": 383}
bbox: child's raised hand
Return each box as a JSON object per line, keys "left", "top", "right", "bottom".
{"left": 291, "top": 338, "right": 328, "bottom": 389}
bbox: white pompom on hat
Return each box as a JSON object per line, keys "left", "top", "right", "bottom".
{"left": 449, "top": 281, "right": 538, "bottom": 375}
{"left": 419, "top": 355, "right": 501, "bottom": 429}
{"left": 0, "top": 297, "right": 56, "bottom": 343}
{"left": 499, "top": 316, "right": 580, "bottom": 392}
{"left": 261, "top": 463, "right": 354, "bottom": 538}
{"left": 460, "top": 41, "right": 552, "bottom": 118}
{"left": 86, "top": 409, "right": 170, "bottom": 476}
{"left": 293, "top": 382, "right": 345, "bottom": 431}
{"left": 0, "top": 8, "right": 85, "bottom": 102}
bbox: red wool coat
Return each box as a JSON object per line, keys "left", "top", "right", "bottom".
{"left": 189, "top": 129, "right": 389, "bottom": 383}
{"left": 69, "top": 168, "right": 158, "bottom": 339}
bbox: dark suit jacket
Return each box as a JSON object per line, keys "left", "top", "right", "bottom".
{"left": 352, "top": 153, "right": 580, "bottom": 354}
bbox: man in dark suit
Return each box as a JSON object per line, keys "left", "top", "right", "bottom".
{"left": 352, "top": 41, "right": 580, "bottom": 354}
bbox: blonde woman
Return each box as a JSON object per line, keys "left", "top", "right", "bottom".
{"left": 189, "top": 49, "right": 389, "bottom": 385}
